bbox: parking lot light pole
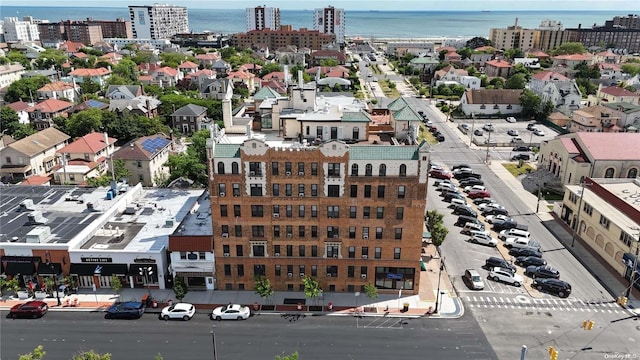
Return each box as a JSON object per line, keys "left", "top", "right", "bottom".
{"left": 47, "top": 263, "right": 62, "bottom": 306}
{"left": 138, "top": 266, "right": 153, "bottom": 295}
{"left": 485, "top": 131, "right": 492, "bottom": 165}
{"left": 434, "top": 257, "right": 445, "bottom": 313}
{"left": 469, "top": 113, "right": 475, "bottom": 147}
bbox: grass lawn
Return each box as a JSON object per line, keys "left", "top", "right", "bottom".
{"left": 418, "top": 124, "right": 438, "bottom": 145}
{"left": 380, "top": 80, "right": 400, "bottom": 98}
{"left": 503, "top": 162, "right": 535, "bottom": 176}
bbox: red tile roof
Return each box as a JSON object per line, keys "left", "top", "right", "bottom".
{"left": 474, "top": 46, "right": 496, "bottom": 52}
{"left": 599, "top": 63, "right": 621, "bottom": 71}
{"left": 263, "top": 71, "right": 285, "bottom": 80}
{"left": 553, "top": 53, "right": 593, "bottom": 61}
{"left": 600, "top": 86, "right": 636, "bottom": 97}
{"left": 196, "top": 53, "right": 220, "bottom": 61}
{"left": 228, "top": 71, "right": 254, "bottom": 79}
{"left": 69, "top": 67, "right": 111, "bottom": 77}
{"left": 19, "top": 176, "right": 51, "bottom": 185}
{"left": 57, "top": 132, "right": 117, "bottom": 155}
{"left": 239, "top": 63, "right": 263, "bottom": 71}
{"left": 531, "top": 71, "right": 569, "bottom": 81}
{"left": 60, "top": 40, "right": 85, "bottom": 53}
{"left": 178, "top": 61, "right": 199, "bottom": 69}
{"left": 72, "top": 52, "right": 88, "bottom": 58}
{"left": 486, "top": 59, "right": 513, "bottom": 68}
{"left": 27, "top": 98, "right": 74, "bottom": 113}
{"left": 5, "top": 101, "right": 32, "bottom": 112}
{"left": 38, "top": 81, "right": 76, "bottom": 92}
{"left": 155, "top": 66, "right": 178, "bottom": 77}
{"left": 186, "top": 69, "right": 216, "bottom": 79}
{"left": 575, "top": 132, "right": 640, "bottom": 160}
{"left": 596, "top": 50, "right": 618, "bottom": 57}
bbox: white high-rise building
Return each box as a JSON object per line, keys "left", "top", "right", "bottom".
{"left": 313, "top": 6, "right": 345, "bottom": 45}
{"left": 2, "top": 17, "right": 40, "bottom": 42}
{"left": 245, "top": 6, "right": 280, "bottom": 31}
{"left": 129, "top": 4, "right": 189, "bottom": 40}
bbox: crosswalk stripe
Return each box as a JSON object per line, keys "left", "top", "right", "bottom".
{"left": 552, "top": 300, "right": 559, "bottom": 305}
{"left": 505, "top": 298, "right": 511, "bottom": 304}
{"left": 493, "top": 297, "right": 498, "bottom": 303}
{"left": 499, "top": 297, "right": 505, "bottom": 303}
{"left": 473, "top": 296, "right": 477, "bottom": 302}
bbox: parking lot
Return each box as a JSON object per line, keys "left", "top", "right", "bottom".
{"left": 456, "top": 118, "right": 558, "bottom": 148}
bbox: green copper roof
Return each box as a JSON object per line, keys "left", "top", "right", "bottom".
{"left": 387, "top": 96, "right": 411, "bottom": 111}
{"left": 393, "top": 105, "right": 422, "bottom": 121}
{"left": 341, "top": 110, "right": 372, "bottom": 122}
{"left": 603, "top": 102, "right": 640, "bottom": 113}
{"left": 253, "top": 86, "right": 283, "bottom": 100}
{"left": 349, "top": 145, "right": 418, "bottom": 160}
{"left": 214, "top": 144, "right": 241, "bottom": 158}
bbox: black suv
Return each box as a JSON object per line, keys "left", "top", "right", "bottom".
{"left": 459, "top": 178, "right": 484, "bottom": 187}
{"left": 443, "top": 192, "right": 465, "bottom": 202}
{"left": 532, "top": 278, "right": 571, "bottom": 298}
{"left": 456, "top": 172, "right": 482, "bottom": 180}
{"left": 482, "top": 207, "right": 509, "bottom": 216}
{"left": 104, "top": 302, "right": 145, "bottom": 319}
{"left": 453, "top": 204, "right": 477, "bottom": 217}
{"left": 515, "top": 256, "right": 547, "bottom": 267}
{"left": 511, "top": 154, "right": 531, "bottom": 161}
{"left": 512, "top": 146, "right": 531, "bottom": 152}
{"left": 492, "top": 220, "right": 520, "bottom": 232}
{"left": 509, "top": 246, "right": 543, "bottom": 258}
{"left": 484, "top": 257, "right": 516, "bottom": 273}
{"left": 452, "top": 164, "right": 471, "bottom": 170}
{"left": 454, "top": 215, "right": 482, "bottom": 227}
{"left": 525, "top": 265, "right": 560, "bottom": 279}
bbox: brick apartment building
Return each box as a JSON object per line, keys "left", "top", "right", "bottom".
{"left": 209, "top": 139, "right": 430, "bottom": 294}
{"left": 38, "top": 18, "right": 131, "bottom": 45}
{"left": 232, "top": 25, "right": 336, "bottom": 51}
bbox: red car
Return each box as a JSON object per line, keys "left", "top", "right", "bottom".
{"left": 429, "top": 169, "right": 452, "bottom": 180}
{"left": 468, "top": 190, "right": 491, "bottom": 199}
{"left": 8, "top": 300, "right": 48, "bottom": 319}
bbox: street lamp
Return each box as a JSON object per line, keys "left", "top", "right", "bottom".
{"left": 210, "top": 325, "right": 218, "bottom": 360}
{"left": 138, "top": 266, "right": 153, "bottom": 295}
{"left": 434, "top": 256, "right": 445, "bottom": 313}
{"left": 46, "top": 262, "right": 62, "bottom": 306}
{"left": 570, "top": 181, "right": 591, "bottom": 247}
{"left": 469, "top": 112, "right": 475, "bottom": 147}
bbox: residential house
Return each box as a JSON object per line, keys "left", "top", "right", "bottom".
{"left": 171, "top": 104, "right": 208, "bottom": 134}
{"left": 434, "top": 65, "right": 468, "bottom": 82}
{"left": 461, "top": 52, "right": 494, "bottom": 68}
{"left": 547, "top": 111, "right": 572, "bottom": 129}
{"left": 59, "top": 40, "right": 85, "bottom": 55}
{"left": 111, "top": 134, "right": 172, "bottom": 187}
{"left": 514, "top": 57, "right": 541, "bottom": 69}
{"left": 595, "top": 86, "right": 640, "bottom": 105}
{"left": 69, "top": 99, "right": 109, "bottom": 115}
{"left": 4, "top": 101, "right": 32, "bottom": 125}
{"left": 538, "top": 132, "right": 640, "bottom": 187}
{"left": 569, "top": 105, "right": 621, "bottom": 133}
{"left": 185, "top": 69, "right": 216, "bottom": 89}
{"left": 200, "top": 78, "right": 233, "bottom": 100}
{"left": 21, "top": 69, "right": 60, "bottom": 82}
{"left": 459, "top": 76, "right": 481, "bottom": 89}
{"left": 262, "top": 71, "right": 287, "bottom": 82}
{"left": 37, "top": 81, "right": 79, "bottom": 102}
{"left": 27, "top": 98, "right": 74, "bottom": 130}
{"left": 238, "top": 63, "right": 262, "bottom": 75}
{"left": 68, "top": 67, "right": 112, "bottom": 87}
{"left": 459, "top": 89, "right": 523, "bottom": 117}
{"left": 484, "top": 59, "right": 514, "bottom": 78}
{"left": 309, "top": 50, "right": 346, "bottom": 66}
{"left": 306, "top": 66, "right": 350, "bottom": 79}
{"left": 594, "top": 49, "right": 621, "bottom": 64}
{"left": 0, "top": 127, "right": 70, "bottom": 180}
{"left": 540, "top": 80, "right": 582, "bottom": 115}
{"left": 551, "top": 53, "right": 593, "bottom": 69}
{"left": 109, "top": 96, "right": 161, "bottom": 118}
{"left": 178, "top": 61, "right": 199, "bottom": 75}
{"left": 274, "top": 47, "right": 306, "bottom": 66}
{"left": 227, "top": 70, "right": 256, "bottom": 93}
{"left": 527, "top": 50, "right": 550, "bottom": 60}
{"left": 105, "top": 85, "right": 144, "bottom": 100}
{"left": 55, "top": 132, "right": 117, "bottom": 184}
{"left": 385, "top": 41, "right": 435, "bottom": 57}
{"left": 0, "top": 63, "right": 26, "bottom": 90}
{"left": 99, "top": 52, "right": 123, "bottom": 65}
{"left": 602, "top": 102, "right": 640, "bottom": 130}
{"left": 195, "top": 53, "right": 220, "bottom": 68}
{"left": 387, "top": 96, "right": 421, "bottom": 141}
{"left": 599, "top": 63, "right": 624, "bottom": 81}
{"left": 529, "top": 71, "right": 570, "bottom": 94}
{"left": 151, "top": 66, "right": 183, "bottom": 88}
{"left": 444, "top": 51, "right": 461, "bottom": 64}
{"left": 210, "top": 59, "right": 231, "bottom": 75}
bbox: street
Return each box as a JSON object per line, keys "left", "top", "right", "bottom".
{"left": 0, "top": 311, "right": 498, "bottom": 360}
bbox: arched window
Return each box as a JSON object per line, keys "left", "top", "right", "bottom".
{"left": 627, "top": 168, "right": 638, "bottom": 178}
{"left": 379, "top": 164, "right": 386, "bottom": 176}
{"left": 604, "top": 167, "right": 615, "bottom": 178}
{"left": 217, "top": 162, "right": 225, "bottom": 174}
{"left": 351, "top": 164, "right": 359, "bottom": 176}
{"left": 399, "top": 164, "right": 407, "bottom": 177}
{"left": 365, "top": 164, "right": 372, "bottom": 177}
{"left": 231, "top": 162, "right": 239, "bottom": 174}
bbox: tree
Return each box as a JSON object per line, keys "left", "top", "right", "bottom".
{"left": 18, "top": 345, "right": 46, "bottom": 360}
{"left": 457, "top": 47, "right": 472, "bottom": 60}
{"left": 519, "top": 89, "right": 542, "bottom": 119}
{"left": 164, "top": 152, "right": 207, "bottom": 186}
{"left": 504, "top": 48, "right": 524, "bottom": 60}
{"left": 539, "top": 100, "right": 555, "bottom": 121}
{"left": 505, "top": 73, "right": 526, "bottom": 89}
{"left": 438, "top": 49, "right": 448, "bottom": 61}
{"left": 11, "top": 123, "right": 36, "bottom": 140}
{"left": 110, "top": 275, "right": 122, "bottom": 295}
{"left": 319, "top": 59, "right": 339, "bottom": 67}
{"left": 6, "top": 50, "right": 30, "bottom": 68}
{"left": 0, "top": 106, "right": 20, "bottom": 134}
{"left": 551, "top": 42, "right": 585, "bottom": 55}
{"left": 65, "top": 108, "right": 104, "bottom": 138}
{"left": 259, "top": 63, "right": 283, "bottom": 78}
{"left": 574, "top": 63, "right": 600, "bottom": 79}
{"left": 160, "top": 52, "right": 189, "bottom": 68}
{"left": 576, "top": 78, "right": 598, "bottom": 97}
{"left": 466, "top": 36, "right": 492, "bottom": 49}
{"left": 72, "top": 350, "right": 112, "bottom": 360}
{"left": 512, "top": 63, "right": 531, "bottom": 81}
{"left": 0, "top": 277, "right": 20, "bottom": 297}
{"left": 105, "top": 74, "right": 130, "bottom": 86}
{"left": 274, "top": 352, "right": 299, "bottom": 360}
{"left": 489, "top": 77, "right": 504, "bottom": 89}
{"left": 621, "top": 63, "right": 640, "bottom": 76}
{"left": 33, "top": 49, "right": 67, "bottom": 71}
{"left": 254, "top": 276, "right": 274, "bottom": 302}
{"left": 425, "top": 210, "right": 448, "bottom": 247}
{"left": 465, "top": 66, "right": 479, "bottom": 77}
{"left": 80, "top": 78, "right": 102, "bottom": 95}
{"left": 4, "top": 75, "right": 50, "bottom": 103}
{"left": 302, "top": 276, "right": 322, "bottom": 305}
{"left": 363, "top": 283, "right": 378, "bottom": 299}
{"left": 173, "top": 275, "right": 188, "bottom": 301}
{"left": 130, "top": 51, "right": 155, "bottom": 65}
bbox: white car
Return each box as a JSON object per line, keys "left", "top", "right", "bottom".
{"left": 437, "top": 182, "right": 455, "bottom": 192}
{"left": 210, "top": 304, "right": 251, "bottom": 321}
{"left": 452, "top": 167, "right": 472, "bottom": 175}
{"left": 450, "top": 198, "right": 467, "bottom": 207}
{"left": 506, "top": 117, "right": 517, "bottom": 123}
{"left": 160, "top": 303, "right": 195, "bottom": 321}
{"left": 478, "top": 202, "right": 503, "bottom": 211}
{"left": 504, "top": 237, "right": 532, "bottom": 248}
{"left": 469, "top": 232, "right": 498, "bottom": 247}
{"left": 534, "top": 129, "right": 545, "bottom": 136}
{"left": 464, "top": 185, "right": 486, "bottom": 193}
{"left": 489, "top": 267, "right": 524, "bottom": 286}
{"left": 485, "top": 214, "right": 513, "bottom": 224}
{"left": 499, "top": 229, "right": 531, "bottom": 241}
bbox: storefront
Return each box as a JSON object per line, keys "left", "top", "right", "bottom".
{"left": 128, "top": 264, "right": 159, "bottom": 289}
{"left": 375, "top": 267, "right": 416, "bottom": 291}
{"left": 69, "top": 262, "right": 129, "bottom": 289}
{"left": 1, "top": 256, "right": 39, "bottom": 287}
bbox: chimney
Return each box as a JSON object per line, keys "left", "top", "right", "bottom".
{"left": 104, "top": 132, "right": 109, "bottom": 146}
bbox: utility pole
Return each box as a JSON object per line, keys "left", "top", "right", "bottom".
{"left": 485, "top": 131, "right": 492, "bottom": 164}
{"left": 469, "top": 112, "right": 475, "bottom": 147}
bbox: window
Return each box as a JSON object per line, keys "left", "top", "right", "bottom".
{"left": 396, "top": 207, "right": 404, "bottom": 220}
{"left": 233, "top": 205, "right": 241, "bottom": 217}
{"left": 311, "top": 184, "right": 318, "bottom": 197}
{"left": 311, "top": 205, "right": 318, "bottom": 218}
{"left": 298, "top": 184, "right": 305, "bottom": 196}
{"left": 180, "top": 252, "right": 187, "bottom": 260}
{"left": 311, "top": 226, "right": 318, "bottom": 238}
{"left": 351, "top": 164, "right": 359, "bottom": 176}
{"left": 286, "top": 205, "right": 293, "bottom": 217}
{"left": 395, "top": 228, "right": 403, "bottom": 239}
{"left": 362, "top": 227, "right": 369, "bottom": 239}
{"left": 348, "top": 246, "right": 356, "bottom": 258}
{"left": 377, "top": 185, "right": 385, "bottom": 198}
{"left": 394, "top": 248, "right": 401, "bottom": 259}
{"left": 286, "top": 245, "right": 293, "bottom": 257}
{"left": 236, "top": 245, "right": 243, "bottom": 257}
{"left": 398, "top": 186, "right": 406, "bottom": 199}
{"left": 298, "top": 205, "right": 305, "bottom": 217}
{"left": 252, "top": 244, "right": 265, "bottom": 257}
{"left": 275, "top": 265, "right": 281, "bottom": 276}
{"left": 599, "top": 215, "right": 610, "bottom": 229}
{"left": 311, "top": 265, "right": 318, "bottom": 276}
{"left": 328, "top": 185, "right": 340, "bottom": 197}
{"left": 217, "top": 162, "right": 225, "bottom": 174}
{"left": 628, "top": 168, "right": 638, "bottom": 178}
{"left": 583, "top": 203, "right": 593, "bottom": 216}
{"left": 224, "top": 264, "right": 231, "bottom": 276}
{"left": 249, "top": 162, "right": 262, "bottom": 176}
{"left": 379, "top": 164, "right": 386, "bottom": 176}
{"left": 365, "top": 164, "right": 372, "bottom": 176}
{"left": 350, "top": 185, "right": 358, "bottom": 197}
{"left": 374, "top": 247, "right": 382, "bottom": 259}
{"left": 299, "top": 226, "right": 305, "bottom": 237}
{"left": 273, "top": 205, "right": 280, "bottom": 217}
{"left": 223, "top": 245, "right": 230, "bottom": 255}
{"left": 375, "top": 227, "right": 383, "bottom": 239}
{"left": 221, "top": 225, "right": 229, "bottom": 236}
{"left": 285, "top": 184, "right": 292, "bottom": 196}
{"left": 363, "top": 207, "right": 371, "bottom": 219}
{"left": 272, "top": 183, "right": 279, "bottom": 196}
{"left": 349, "top": 226, "right": 356, "bottom": 239}
{"left": 299, "top": 245, "right": 306, "bottom": 257}
{"left": 311, "top": 245, "right": 318, "bottom": 257}
{"left": 349, "top": 206, "right": 357, "bottom": 218}
{"left": 361, "top": 266, "right": 367, "bottom": 277}
{"left": 220, "top": 205, "right": 228, "bottom": 217}
{"left": 235, "top": 225, "right": 242, "bottom": 237}
{"left": 137, "top": 161, "right": 142, "bottom": 168}
{"left": 604, "top": 167, "right": 615, "bottom": 178}
{"left": 328, "top": 163, "right": 340, "bottom": 177}
{"left": 327, "top": 226, "right": 340, "bottom": 238}
{"left": 273, "top": 225, "right": 280, "bottom": 238}
{"left": 232, "top": 162, "right": 239, "bottom": 174}
{"left": 271, "top": 162, "right": 279, "bottom": 175}
{"left": 274, "top": 244, "right": 281, "bottom": 255}
{"left": 362, "top": 247, "right": 369, "bottom": 257}
{"left": 620, "top": 232, "right": 633, "bottom": 247}
{"left": 364, "top": 185, "right": 371, "bottom": 198}
{"left": 399, "top": 164, "right": 407, "bottom": 177}
{"left": 327, "top": 206, "right": 339, "bottom": 218}
{"left": 218, "top": 183, "right": 226, "bottom": 196}
{"left": 326, "top": 244, "right": 339, "bottom": 258}
{"left": 251, "top": 205, "right": 263, "bottom": 217}
{"left": 237, "top": 264, "right": 244, "bottom": 276}
{"left": 252, "top": 225, "right": 265, "bottom": 237}
{"left": 311, "top": 162, "right": 318, "bottom": 175}
{"left": 298, "top": 162, "right": 305, "bottom": 174}
{"left": 353, "top": 127, "right": 360, "bottom": 139}
{"left": 376, "top": 207, "right": 384, "bottom": 219}
{"left": 348, "top": 266, "right": 355, "bottom": 278}
{"left": 299, "top": 265, "right": 305, "bottom": 275}
{"left": 254, "top": 264, "right": 266, "bottom": 276}
{"left": 286, "top": 225, "right": 293, "bottom": 237}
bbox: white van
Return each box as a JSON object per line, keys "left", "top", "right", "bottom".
{"left": 498, "top": 228, "right": 530, "bottom": 241}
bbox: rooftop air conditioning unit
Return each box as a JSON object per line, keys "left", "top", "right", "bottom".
{"left": 299, "top": 193, "right": 304, "bottom": 197}
{"left": 287, "top": 272, "right": 293, "bottom": 277}
{"left": 275, "top": 252, "right": 280, "bottom": 257}
{"left": 285, "top": 171, "right": 292, "bottom": 176}
{"left": 299, "top": 273, "right": 305, "bottom": 277}
{"left": 361, "top": 274, "right": 367, "bottom": 279}
{"left": 222, "top": 233, "right": 229, "bottom": 238}
{"left": 362, "top": 255, "right": 368, "bottom": 259}
{"left": 219, "top": 192, "right": 226, "bottom": 197}
{"left": 223, "top": 253, "right": 230, "bottom": 257}
{"left": 273, "top": 213, "right": 280, "bottom": 218}
{"left": 298, "top": 172, "right": 304, "bottom": 176}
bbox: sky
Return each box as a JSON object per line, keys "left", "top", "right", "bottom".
{"left": 2, "top": 0, "right": 639, "bottom": 11}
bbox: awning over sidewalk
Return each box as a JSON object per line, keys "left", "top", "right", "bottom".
{"left": 4, "top": 262, "right": 36, "bottom": 275}
{"left": 37, "top": 263, "right": 62, "bottom": 275}
{"left": 622, "top": 253, "right": 640, "bottom": 272}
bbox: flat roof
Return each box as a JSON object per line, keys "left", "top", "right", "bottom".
{"left": 172, "top": 191, "right": 212, "bottom": 236}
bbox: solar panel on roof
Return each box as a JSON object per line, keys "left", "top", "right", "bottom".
{"left": 141, "top": 137, "right": 170, "bottom": 154}
{"left": 87, "top": 99, "right": 106, "bottom": 108}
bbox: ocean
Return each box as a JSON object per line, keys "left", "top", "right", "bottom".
{"left": 1, "top": 6, "right": 628, "bottom": 39}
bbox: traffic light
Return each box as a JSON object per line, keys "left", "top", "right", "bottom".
{"left": 587, "top": 320, "right": 595, "bottom": 330}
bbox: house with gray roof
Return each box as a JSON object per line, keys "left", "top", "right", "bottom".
{"left": 111, "top": 134, "right": 172, "bottom": 187}
{"left": 109, "top": 95, "right": 161, "bottom": 118}
{"left": 171, "top": 103, "right": 209, "bottom": 134}
{"left": 459, "top": 89, "right": 524, "bottom": 117}
{"left": 200, "top": 78, "right": 233, "bottom": 100}
{"left": 105, "top": 85, "right": 144, "bottom": 100}
{"left": 0, "top": 127, "right": 70, "bottom": 180}
{"left": 540, "top": 80, "right": 582, "bottom": 116}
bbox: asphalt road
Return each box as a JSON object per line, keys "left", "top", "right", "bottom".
{"left": 0, "top": 311, "right": 497, "bottom": 360}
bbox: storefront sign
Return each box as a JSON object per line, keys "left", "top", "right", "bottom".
{"left": 133, "top": 258, "right": 156, "bottom": 264}
{"left": 0, "top": 256, "right": 41, "bottom": 263}
{"left": 80, "top": 257, "right": 112, "bottom": 263}
{"left": 386, "top": 273, "right": 404, "bottom": 280}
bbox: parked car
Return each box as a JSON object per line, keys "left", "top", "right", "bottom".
{"left": 511, "top": 154, "right": 531, "bottom": 161}
{"left": 463, "top": 269, "right": 485, "bottom": 290}
{"left": 452, "top": 164, "right": 472, "bottom": 170}
{"left": 513, "top": 146, "right": 531, "bottom": 152}
{"left": 433, "top": 179, "right": 452, "bottom": 187}
{"left": 478, "top": 202, "right": 504, "bottom": 212}
{"left": 489, "top": 267, "right": 524, "bottom": 286}
{"left": 459, "top": 178, "right": 484, "bottom": 187}
{"left": 436, "top": 134, "right": 445, "bottom": 142}
{"left": 484, "top": 257, "right": 516, "bottom": 273}
{"left": 527, "top": 123, "right": 538, "bottom": 131}
{"left": 510, "top": 137, "right": 524, "bottom": 143}
{"left": 452, "top": 167, "right": 473, "bottom": 175}
{"left": 484, "top": 138, "right": 497, "bottom": 146}
{"left": 462, "top": 222, "right": 486, "bottom": 234}
{"left": 453, "top": 204, "right": 477, "bottom": 217}
{"left": 534, "top": 129, "right": 545, "bottom": 136}
{"left": 473, "top": 197, "right": 495, "bottom": 205}
{"left": 532, "top": 278, "right": 572, "bottom": 298}
{"left": 485, "top": 214, "right": 513, "bottom": 224}
{"left": 492, "top": 220, "right": 527, "bottom": 232}
{"left": 458, "top": 123, "right": 470, "bottom": 132}
{"left": 8, "top": 301, "right": 48, "bottom": 319}
{"left": 482, "top": 123, "right": 494, "bottom": 132}
{"left": 455, "top": 215, "right": 483, "bottom": 227}
{"left": 449, "top": 198, "right": 467, "bottom": 208}
{"left": 507, "top": 129, "right": 519, "bottom": 136}
{"left": 457, "top": 172, "right": 482, "bottom": 180}
{"left": 498, "top": 228, "right": 531, "bottom": 241}
{"left": 525, "top": 265, "right": 560, "bottom": 279}
{"left": 441, "top": 189, "right": 463, "bottom": 199}
{"left": 469, "top": 232, "right": 498, "bottom": 247}
{"left": 515, "top": 256, "right": 547, "bottom": 267}
{"left": 473, "top": 129, "right": 484, "bottom": 136}
{"left": 464, "top": 185, "right": 486, "bottom": 193}
{"left": 429, "top": 169, "right": 452, "bottom": 179}
{"left": 504, "top": 237, "right": 535, "bottom": 249}
{"left": 443, "top": 192, "right": 465, "bottom": 202}
{"left": 509, "top": 246, "right": 543, "bottom": 258}
{"left": 105, "top": 302, "right": 145, "bottom": 319}
{"left": 210, "top": 304, "right": 251, "bottom": 321}
{"left": 437, "top": 182, "right": 456, "bottom": 192}
{"left": 160, "top": 303, "right": 196, "bottom": 321}
{"left": 506, "top": 117, "right": 517, "bottom": 123}
{"left": 482, "top": 207, "right": 509, "bottom": 216}
{"left": 468, "top": 190, "right": 491, "bottom": 199}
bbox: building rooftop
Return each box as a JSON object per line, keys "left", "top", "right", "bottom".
{"left": 171, "top": 192, "right": 212, "bottom": 237}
